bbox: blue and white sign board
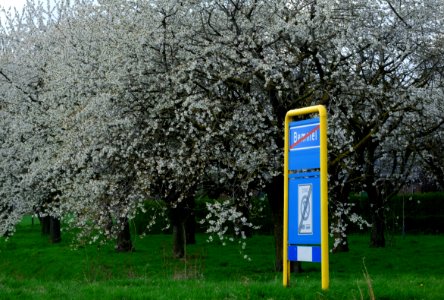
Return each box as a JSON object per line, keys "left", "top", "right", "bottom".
{"left": 288, "top": 245, "right": 321, "bottom": 263}
{"left": 298, "top": 183, "right": 313, "bottom": 235}
{"left": 283, "top": 106, "right": 329, "bottom": 289}
{"left": 289, "top": 118, "right": 320, "bottom": 170}
{"left": 288, "top": 172, "right": 321, "bottom": 246}
{"left": 288, "top": 118, "right": 321, "bottom": 262}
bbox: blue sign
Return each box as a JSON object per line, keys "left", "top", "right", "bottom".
{"left": 288, "top": 172, "right": 321, "bottom": 246}
{"left": 289, "top": 118, "right": 320, "bottom": 170}
{"left": 288, "top": 117, "right": 322, "bottom": 261}
{"left": 283, "top": 106, "right": 329, "bottom": 289}
{"left": 288, "top": 245, "right": 321, "bottom": 262}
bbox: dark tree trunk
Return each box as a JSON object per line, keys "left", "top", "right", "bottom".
{"left": 265, "top": 175, "right": 284, "bottom": 271}
{"left": 173, "top": 220, "right": 186, "bottom": 258}
{"left": 116, "top": 218, "right": 134, "bottom": 252}
{"left": 40, "top": 216, "right": 51, "bottom": 235}
{"left": 368, "top": 186, "right": 386, "bottom": 247}
{"left": 170, "top": 204, "right": 187, "bottom": 258}
{"left": 365, "top": 144, "right": 386, "bottom": 248}
{"left": 265, "top": 174, "right": 301, "bottom": 273}
{"left": 49, "top": 217, "right": 61, "bottom": 243}
{"left": 37, "top": 192, "right": 63, "bottom": 242}
{"left": 185, "top": 196, "right": 196, "bottom": 245}
{"left": 168, "top": 189, "right": 197, "bottom": 258}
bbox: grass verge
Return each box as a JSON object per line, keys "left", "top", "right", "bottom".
{"left": 0, "top": 217, "right": 443, "bottom": 299}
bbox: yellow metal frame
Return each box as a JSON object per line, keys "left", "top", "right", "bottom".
{"left": 283, "top": 105, "right": 329, "bottom": 290}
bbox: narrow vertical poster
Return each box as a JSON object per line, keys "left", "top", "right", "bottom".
{"left": 298, "top": 183, "right": 313, "bottom": 235}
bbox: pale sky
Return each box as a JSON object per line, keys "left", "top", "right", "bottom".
{"left": 0, "top": 0, "right": 27, "bottom": 10}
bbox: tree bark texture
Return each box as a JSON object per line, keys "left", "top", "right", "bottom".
{"left": 168, "top": 191, "right": 197, "bottom": 258}
{"left": 185, "top": 197, "right": 196, "bottom": 245}
{"left": 40, "top": 216, "right": 51, "bottom": 235}
{"left": 116, "top": 218, "right": 134, "bottom": 252}
{"left": 265, "top": 174, "right": 301, "bottom": 273}
{"left": 170, "top": 204, "right": 187, "bottom": 258}
{"left": 364, "top": 144, "right": 386, "bottom": 248}
{"left": 49, "top": 216, "right": 61, "bottom": 243}
{"left": 265, "top": 175, "right": 284, "bottom": 271}
{"left": 173, "top": 220, "right": 186, "bottom": 258}
{"left": 368, "top": 185, "right": 386, "bottom": 247}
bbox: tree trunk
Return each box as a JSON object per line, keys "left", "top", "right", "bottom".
{"left": 185, "top": 196, "right": 196, "bottom": 245}
{"left": 116, "top": 218, "right": 134, "bottom": 252}
{"left": 40, "top": 216, "right": 51, "bottom": 235}
{"left": 367, "top": 185, "right": 386, "bottom": 247}
{"left": 265, "top": 174, "right": 301, "bottom": 272}
{"left": 272, "top": 212, "right": 284, "bottom": 271}
{"left": 170, "top": 204, "right": 187, "bottom": 258}
{"left": 173, "top": 220, "right": 186, "bottom": 258}
{"left": 49, "top": 217, "right": 61, "bottom": 243}
{"left": 168, "top": 188, "right": 197, "bottom": 257}
{"left": 265, "top": 175, "right": 284, "bottom": 271}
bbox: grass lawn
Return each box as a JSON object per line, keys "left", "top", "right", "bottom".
{"left": 0, "top": 217, "right": 443, "bottom": 299}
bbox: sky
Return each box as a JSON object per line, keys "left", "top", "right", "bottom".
{"left": 0, "top": 0, "right": 27, "bottom": 11}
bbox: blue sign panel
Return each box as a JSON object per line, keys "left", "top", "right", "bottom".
{"left": 289, "top": 118, "right": 320, "bottom": 170}
{"left": 288, "top": 172, "right": 321, "bottom": 245}
{"left": 288, "top": 245, "right": 321, "bottom": 262}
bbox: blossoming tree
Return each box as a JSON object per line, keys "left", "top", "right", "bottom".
{"left": 1, "top": 0, "right": 443, "bottom": 267}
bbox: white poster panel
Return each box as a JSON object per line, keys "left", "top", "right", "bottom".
{"left": 298, "top": 183, "right": 313, "bottom": 235}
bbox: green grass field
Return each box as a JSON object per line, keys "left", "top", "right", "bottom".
{"left": 0, "top": 217, "right": 443, "bottom": 299}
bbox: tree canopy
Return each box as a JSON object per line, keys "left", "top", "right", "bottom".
{"left": 1, "top": 0, "right": 443, "bottom": 249}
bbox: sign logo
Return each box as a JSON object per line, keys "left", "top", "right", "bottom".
{"left": 298, "top": 183, "right": 313, "bottom": 235}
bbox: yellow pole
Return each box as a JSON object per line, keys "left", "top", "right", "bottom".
{"left": 319, "top": 106, "right": 330, "bottom": 290}
{"left": 283, "top": 105, "right": 329, "bottom": 290}
{"left": 283, "top": 113, "right": 290, "bottom": 286}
